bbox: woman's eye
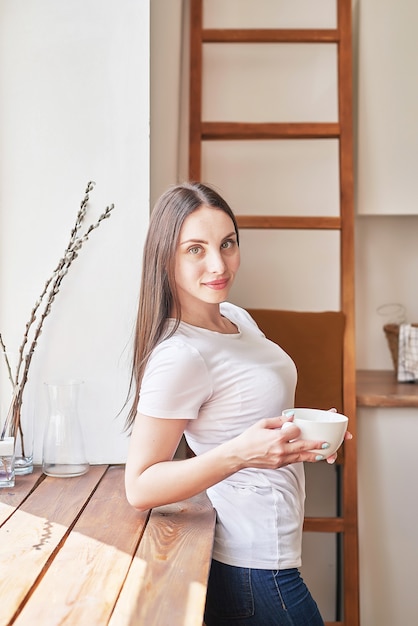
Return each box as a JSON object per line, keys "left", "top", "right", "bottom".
{"left": 188, "top": 246, "right": 201, "bottom": 255}
{"left": 221, "top": 239, "right": 236, "bottom": 249}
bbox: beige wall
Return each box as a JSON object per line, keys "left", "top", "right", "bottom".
{"left": 151, "top": 1, "right": 418, "bottom": 624}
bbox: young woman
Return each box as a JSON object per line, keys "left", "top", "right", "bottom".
{"left": 125, "top": 182, "right": 347, "bottom": 626}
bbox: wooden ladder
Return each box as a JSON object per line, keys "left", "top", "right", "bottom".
{"left": 188, "top": 1, "right": 359, "bottom": 625}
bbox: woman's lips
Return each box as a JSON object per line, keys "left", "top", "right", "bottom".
{"left": 203, "top": 278, "right": 229, "bottom": 290}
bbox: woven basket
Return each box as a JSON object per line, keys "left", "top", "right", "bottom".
{"left": 384, "top": 323, "right": 418, "bottom": 371}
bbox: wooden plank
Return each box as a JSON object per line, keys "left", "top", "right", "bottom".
{"left": 356, "top": 369, "right": 418, "bottom": 407}
{"left": 338, "top": 5, "right": 359, "bottom": 625}
{"left": 201, "top": 121, "right": 340, "bottom": 140}
{"left": 203, "top": 28, "right": 339, "bottom": 44}
{"left": 189, "top": 0, "right": 203, "bottom": 180}
{"left": 14, "top": 465, "right": 149, "bottom": 626}
{"left": 0, "top": 467, "right": 44, "bottom": 526}
{"left": 337, "top": 0, "right": 360, "bottom": 622}
{"left": 0, "top": 465, "right": 107, "bottom": 626}
{"left": 303, "top": 517, "right": 345, "bottom": 533}
{"left": 109, "top": 492, "right": 215, "bottom": 626}
{"left": 236, "top": 215, "right": 341, "bottom": 230}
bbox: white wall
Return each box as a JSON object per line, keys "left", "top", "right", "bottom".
{"left": 0, "top": 0, "right": 150, "bottom": 463}
{"left": 356, "top": 0, "right": 418, "bottom": 216}
{"left": 355, "top": 215, "right": 418, "bottom": 369}
{"left": 358, "top": 407, "right": 418, "bottom": 625}
{"left": 354, "top": 0, "right": 418, "bottom": 369}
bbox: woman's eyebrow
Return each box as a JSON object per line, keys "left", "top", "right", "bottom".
{"left": 179, "top": 231, "right": 236, "bottom": 246}
{"left": 179, "top": 238, "right": 208, "bottom": 246}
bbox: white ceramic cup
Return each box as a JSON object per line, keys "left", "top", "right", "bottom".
{"left": 282, "top": 408, "right": 348, "bottom": 458}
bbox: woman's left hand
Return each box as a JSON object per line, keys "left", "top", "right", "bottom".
{"left": 326, "top": 407, "right": 353, "bottom": 464}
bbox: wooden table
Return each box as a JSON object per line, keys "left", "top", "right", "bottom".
{"left": 0, "top": 465, "right": 215, "bottom": 626}
{"left": 356, "top": 369, "right": 418, "bottom": 407}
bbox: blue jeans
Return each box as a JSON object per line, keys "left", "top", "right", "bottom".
{"left": 204, "top": 560, "right": 325, "bottom": 626}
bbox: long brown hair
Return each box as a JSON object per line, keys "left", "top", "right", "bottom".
{"left": 125, "top": 182, "right": 239, "bottom": 431}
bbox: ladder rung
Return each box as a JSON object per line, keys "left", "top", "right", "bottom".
{"left": 236, "top": 216, "right": 341, "bottom": 230}
{"left": 304, "top": 517, "right": 345, "bottom": 533}
{"left": 201, "top": 122, "right": 340, "bottom": 140}
{"left": 203, "top": 28, "right": 339, "bottom": 44}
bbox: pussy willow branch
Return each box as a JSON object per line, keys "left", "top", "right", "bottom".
{"left": 0, "top": 333, "right": 14, "bottom": 387}
{"left": 14, "top": 181, "right": 96, "bottom": 385}
{"left": 15, "top": 203, "right": 114, "bottom": 410}
{"left": 0, "top": 181, "right": 114, "bottom": 441}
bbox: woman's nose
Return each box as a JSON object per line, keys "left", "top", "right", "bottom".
{"left": 207, "top": 249, "right": 226, "bottom": 273}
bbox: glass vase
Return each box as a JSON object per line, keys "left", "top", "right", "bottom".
{"left": 0, "top": 437, "right": 15, "bottom": 488}
{"left": 42, "top": 380, "right": 89, "bottom": 478}
{"left": 13, "top": 405, "right": 34, "bottom": 475}
{"left": 0, "top": 352, "right": 35, "bottom": 475}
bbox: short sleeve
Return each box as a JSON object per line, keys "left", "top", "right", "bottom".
{"left": 138, "top": 339, "right": 212, "bottom": 419}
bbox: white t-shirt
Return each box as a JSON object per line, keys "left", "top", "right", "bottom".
{"left": 138, "top": 302, "right": 305, "bottom": 569}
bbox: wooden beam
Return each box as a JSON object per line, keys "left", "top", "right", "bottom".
{"left": 236, "top": 215, "right": 341, "bottom": 230}
{"left": 201, "top": 122, "right": 340, "bottom": 140}
{"left": 303, "top": 517, "right": 345, "bottom": 533}
{"left": 203, "top": 28, "right": 339, "bottom": 44}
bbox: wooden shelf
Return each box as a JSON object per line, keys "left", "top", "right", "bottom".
{"left": 356, "top": 369, "right": 418, "bottom": 407}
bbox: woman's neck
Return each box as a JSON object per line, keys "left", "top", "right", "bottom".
{"left": 172, "top": 304, "right": 238, "bottom": 334}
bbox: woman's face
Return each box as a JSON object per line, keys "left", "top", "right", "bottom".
{"left": 173, "top": 205, "right": 240, "bottom": 314}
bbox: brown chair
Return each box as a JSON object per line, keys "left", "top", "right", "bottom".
{"left": 247, "top": 308, "right": 345, "bottom": 413}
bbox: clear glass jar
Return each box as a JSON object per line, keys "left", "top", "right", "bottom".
{"left": 0, "top": 437, "right": 15, "bottom": 488}
{"left": 0, "top": 351, "right": 35, "bottom": 475}
{"left": 42, "top": 380, "right": 89, "bottom": 477}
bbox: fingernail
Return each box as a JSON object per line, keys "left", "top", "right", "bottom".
{"left": 321, "top": 442, "right": 330, "bottom": 449}
{"left": 315, "top": 455, "right": 324, "bottom": 461}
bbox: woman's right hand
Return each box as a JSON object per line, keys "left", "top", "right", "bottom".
{"left": 228, "top": 415, "right": 330, "bottom": 470}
